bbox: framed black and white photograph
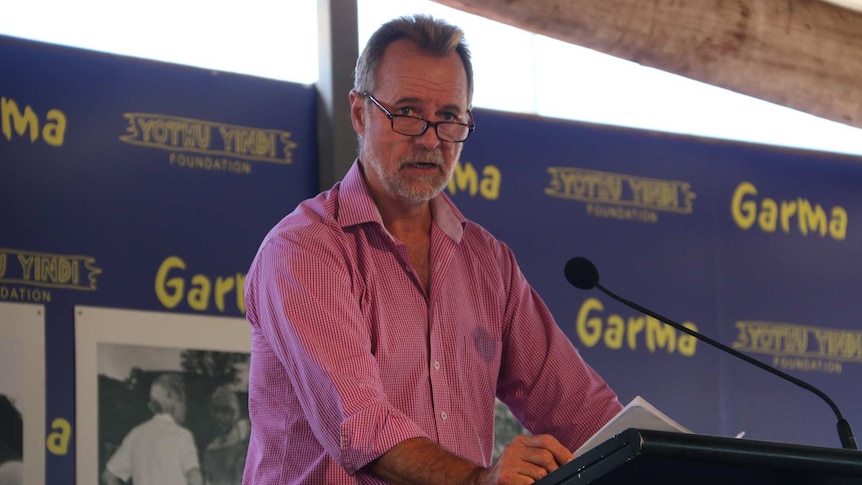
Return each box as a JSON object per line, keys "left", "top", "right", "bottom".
{"left": 75, "top": 306, "right": 250, "bottom": 485}
{"left": 0, "top": 301, "right": 46, "bottom": 485}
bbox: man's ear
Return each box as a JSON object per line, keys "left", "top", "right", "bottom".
{"left": 349, "top": 90, "right": 365, "bottom": 136}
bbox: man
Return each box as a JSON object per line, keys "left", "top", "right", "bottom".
{"left": 243, "top": 14, "right": 621, "bottom": 484}
{"left": 102, "top": 373, "right": 203, "bottom": 485}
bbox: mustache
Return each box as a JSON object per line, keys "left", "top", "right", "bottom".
{"left": 400, "top": 150, "right": 445, "bottom": 166}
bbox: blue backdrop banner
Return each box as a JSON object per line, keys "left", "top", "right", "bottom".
{"left": 1, "top": 35, "right": 318, "bottom": 483}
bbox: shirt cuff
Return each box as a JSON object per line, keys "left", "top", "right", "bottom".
{"left": 338, "top": 406, "right": 430, "bottom": 475}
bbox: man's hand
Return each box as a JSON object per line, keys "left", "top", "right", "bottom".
{"left": 476, "top": 434, "right": 573, "bottom": 485}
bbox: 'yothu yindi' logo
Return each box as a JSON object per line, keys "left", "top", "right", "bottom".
{"left": 545, "top": 167, "right": 697, "bottom": 223}
{"left": 734, "top": 320, "right": 859, "bottom": 374}
{"left": 120, "top": 113, "right": 298, "bottom": 174}
{"left": 0, "top": 248, "right": 102, "bottom": 303}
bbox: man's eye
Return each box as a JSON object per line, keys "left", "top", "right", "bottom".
{"left": 397, "top": 107, "right": 415, "bottom": 116}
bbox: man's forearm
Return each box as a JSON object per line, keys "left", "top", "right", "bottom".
{"left": 367, "top": 433, "right": 573, "bottom": 485}
{"left": 366, "top": 437, "right": 485, "bottom": 485}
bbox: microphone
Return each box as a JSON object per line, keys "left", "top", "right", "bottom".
{"left": 564, "top": 256, "right": 858, "bottom": 450}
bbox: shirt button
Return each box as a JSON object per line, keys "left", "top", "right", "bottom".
{"left": 441, "top": 412, "right": 448, "bottom": 421}
{"left": 433, "top": 361, "right": 440, "bottom": 370}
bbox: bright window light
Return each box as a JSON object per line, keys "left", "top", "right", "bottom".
{"left": 3, "top": 0, "right": 862, "bottom": 157}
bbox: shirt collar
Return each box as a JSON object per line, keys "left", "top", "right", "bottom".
{"left": 153, "top": 413, "right": 177, "bottom": 424}
{"left": 336, "top": 159, "right": 466, "bottom": 243}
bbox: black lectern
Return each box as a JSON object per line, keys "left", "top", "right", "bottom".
{"left": 536, "top": 428, "right": 862, "bottom": 485}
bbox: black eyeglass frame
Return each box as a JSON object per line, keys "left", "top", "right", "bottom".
{"left": 361, "top": 92, "right": 475, "bottom": 143}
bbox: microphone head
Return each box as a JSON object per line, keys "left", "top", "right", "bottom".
{"left": 564, "top": 257, "right": 600, "bottom": 290}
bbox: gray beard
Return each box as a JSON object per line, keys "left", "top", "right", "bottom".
{"left": 389, "top": 171, "right": 446, "bottom": 204}
{"left": 367, "top": 149, "right": 450, "bottom": 205}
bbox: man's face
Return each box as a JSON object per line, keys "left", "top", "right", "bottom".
{"left": 351, "top": 39, "right": 470, "bottom": 206}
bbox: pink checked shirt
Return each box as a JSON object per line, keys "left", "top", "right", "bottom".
{"left": 243, "top": 161, "right": 621, "bottom": 484}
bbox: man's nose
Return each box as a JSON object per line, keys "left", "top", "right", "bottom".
{"left": 413, "top": 124, "right": 441, "bottom": 149}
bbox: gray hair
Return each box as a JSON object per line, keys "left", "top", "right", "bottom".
{"left": 354, "top": 14, "right": 474, "bottom": 105}
{"left": 148, "top": 373, "right": 185, "bottom": 415}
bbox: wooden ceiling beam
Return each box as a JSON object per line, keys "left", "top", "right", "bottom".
{"left": 432, "top": 0, "right": 862, "bottom": 130}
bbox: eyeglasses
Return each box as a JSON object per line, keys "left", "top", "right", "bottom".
{"left": 362, "top": 92, "right": 475, "bottom": 143}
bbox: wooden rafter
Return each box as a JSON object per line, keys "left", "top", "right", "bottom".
{"left": 432, "top": 0, "right": 862, "bottom": 130}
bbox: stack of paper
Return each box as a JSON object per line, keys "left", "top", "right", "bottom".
{"left": 575, "top": 395, "right": 691, "bottom": 456}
